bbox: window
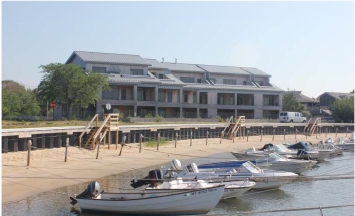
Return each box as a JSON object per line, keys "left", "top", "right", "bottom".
{"left": 167, "top": 92, "right": 172, "bottom": 102}
{"left": 158, "top": 74, "right": 164, "bottom": 79}
{"left": 92, "top": 67, "right": 106, "bottom": 73}
{"left": 229, "top": 97, "right": 235, "bottom": 105}
{"left": 197, "top": 79, "right": 202, "bottom": 83}
{"left": 223, "top": 79, "right": 237, "bottom": 85}
{"left": 158, "top": 91, "right": 165, "bottom": 102}
{"left": 137, "top": 89, "right": 146, "bottom": 101}
{"left": 121, "top": 88, "right": 126, "bottom": 100}
{"left": 130, "top": 69, "right": 144, "bottom": 75}
{"left": 184, "top": 93, "right": 188, "bottom": 103}
{"left": 218, "top": 96, "right": 224, "bottom": 105}
{"left": 243, "top": 81, "right": 247, "bottom": 85}
{"left": 180, "top": 77, "right": 195, "bottom": 83}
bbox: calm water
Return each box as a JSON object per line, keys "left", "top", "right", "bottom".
{"left": 2, "top": 152, "right": 354, "bottom": 216}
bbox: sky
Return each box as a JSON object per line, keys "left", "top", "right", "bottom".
{"left": 2, "top": 1, "right": 354, "bottom": 99}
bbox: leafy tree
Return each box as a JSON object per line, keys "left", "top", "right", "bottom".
{"left": 36, "top": 63, "right": 109, "bottom": 119}
{"left": 2, "top": 80, "right": 40, "bottom": 117}
{"left": 21, "top": 89, "right": 41, "bottom": 116}
{"left": 282, "top": 92, "right": 310, "bottom": 117}
{"left": 329, "top": 98, "right": 354, "bottom": 123}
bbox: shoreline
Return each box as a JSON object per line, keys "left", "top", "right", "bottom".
{"left": 1, "top": 133, "right": 345, "bottom": 204}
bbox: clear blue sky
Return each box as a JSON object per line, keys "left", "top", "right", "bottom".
{"left": 2, "top": 1, "right": 354, "bottom": 98}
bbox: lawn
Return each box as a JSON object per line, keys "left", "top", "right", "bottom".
{"left": 2, "top": 119, "right": 221, "bottom": 129}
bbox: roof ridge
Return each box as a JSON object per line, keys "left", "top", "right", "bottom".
{"left": 74, "top": 51, "right": 142, "bottom": 57}
{"left": 161, "top": 62, "right": 198, "bottom": 66}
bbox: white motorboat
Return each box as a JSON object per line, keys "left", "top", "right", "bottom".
{"left": 146, "top": 177, "right": 255, "bottom": 199}
{"left": 316, "top": 138, "right": 343, "bottom": 155}
{"left": 286, "top": 142, "right": 332, "bottom": 161}
{"left": 230, "top": 147, "right": 271, "bottom": 160}
{"left": 335, "top": 133, "right": 354, "bottom": 151}
{"left": 71, "top": 181, "right": 224, "bottom": 215}
{"left": 130, "top": 160, "right": 297, "bottom": 191}
{"left": 259, "top": 143, "right": 319, "bottom": 160}
{"left": 225, "top": 152, "right": 317, "bottom": 174}
{"left": 179, "top": 161, "right": 298, "bottom": 190}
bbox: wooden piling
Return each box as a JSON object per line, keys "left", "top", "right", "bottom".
{"left": 64, "top": 138, "right": 69, "bottom": 162}
{"left": 27, "top": 140, "right": 32, "bottom": 166}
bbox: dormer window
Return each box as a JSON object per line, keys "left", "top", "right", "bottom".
{"left": 92, "top": 66, "right": 106, "bottom": 73}
{"left": 223, "top": 79, "right": 236, "bottom": 85}
{"left": 130, "top": 69, "right": 144, "bottom": 75}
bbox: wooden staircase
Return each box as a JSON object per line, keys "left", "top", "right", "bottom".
{"left": 79, "top": 113, "right": 120, "bottom": 150}
{"left": 223, "top": 116, "right": 246, "bottom": 139}
{"left": 304, "top": 117, "right": 321, "bottom": 136}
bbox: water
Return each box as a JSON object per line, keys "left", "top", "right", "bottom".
{"left": 2, "top": 152, "right": 354, "bottom": 216}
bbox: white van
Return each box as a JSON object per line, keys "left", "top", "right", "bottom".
{"left": 279, "top": 111, "right": 307, "bottom": 123}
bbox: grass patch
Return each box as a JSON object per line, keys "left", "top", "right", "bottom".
{"left": 2, "top": 120, "right": 220, "bottom": 129}
{"left": 143, "top": 138, "right": 169, "bottom": 147}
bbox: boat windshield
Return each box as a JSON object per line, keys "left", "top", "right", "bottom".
{"left": 276, "top": 145, "right": 289, "bottom": 152}
{"left": 337, "top": 137, "right": 348, "bottom": 144}
{"left": 268, "top": 152, "right": 285, "bottom": 160}
{"left": 240, "top": 161, "right": 261, "bottom": 173}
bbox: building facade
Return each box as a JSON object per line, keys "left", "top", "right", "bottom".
{"left": 65, "top": 51, "right": 284, "bottom": 119}
{"left": 318, "top": 92, "right": 354, "bottom": 108}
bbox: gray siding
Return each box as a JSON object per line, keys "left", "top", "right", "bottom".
{"left": 86, "top": 63, "right": 149, "bottom": 75}
{"left": 67, "top": 55, "right": 86, "bottom": 69}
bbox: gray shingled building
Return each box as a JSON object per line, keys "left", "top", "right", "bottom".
{"left": 318, "top": 92, "right": 354, "bottom": 108}
{"left": 65, "top": 51, "right": 284, "bottom": 119}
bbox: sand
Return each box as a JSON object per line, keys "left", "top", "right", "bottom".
{"left": 2, "top": 133, "right": 342, "bottom": 204}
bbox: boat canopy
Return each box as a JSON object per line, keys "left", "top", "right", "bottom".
{"left": 287, "top": 142, "right": 311, "bottom": 151}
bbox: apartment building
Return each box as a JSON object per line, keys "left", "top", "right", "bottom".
{"left": 65, "top": 51, "right": 284, "bottom": 119}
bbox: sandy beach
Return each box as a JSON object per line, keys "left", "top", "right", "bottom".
{"left": 2, "top": 133, "right": 343, "bottom": 204}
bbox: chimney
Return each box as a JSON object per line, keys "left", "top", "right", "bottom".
{"left": 175, "top": 58, "right": 177, "bottom": 64}
{"left": 162, "top": 57, "right": 164, "bottom": 63}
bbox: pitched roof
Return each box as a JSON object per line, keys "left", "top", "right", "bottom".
{"left": 161, "top": 62, "right": 205, "bottom": 72}
{"left": 285, "top": 91, "right": 318, "bottom": 103}
{"left": 145, "top": 58, "right": 168, "bottom": 69}
{"left": 66, "top": 51, "right": 151, "bottom": 66}
{"left": 196, "top": 64, "right": 250, "bottom": 75}
{"left": 184, "top": 82, "right": 284, "bottom": 92}
{"left": 241, "top": 67, "right": 271, "bottom": 77}
{"left": 323, "top": 92, "right": 354, "bottom": 100}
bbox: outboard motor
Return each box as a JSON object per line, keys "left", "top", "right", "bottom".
{"left": 169, "top": 159, "right": 182, "bottom": 170}
{"left": 130, "top": 159, "right": 182, "bottom": 188}
{"left": 175, "top": 163, "right": 200, "bottom": 178}
{"left": 184, "top": 163, "right": 199, "bottom": 173}
{"left": 76, "top": 181, "right": 101, "bottom": 199}
{"left": 130, "top": 169, "right": 164, "bottom": 188}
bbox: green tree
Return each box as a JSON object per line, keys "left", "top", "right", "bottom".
{"left": 36, "top": 63, "right": 109, "bottom": 119}
{"left": 2, "top": 80, "right": 40, "bottom": 117}
{"left": 329, "top": 98, "right": 354, "bottom": 123}
{"left": 282, "top": 93, "right": 310, "bottom": 117}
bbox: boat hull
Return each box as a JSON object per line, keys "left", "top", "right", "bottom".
{"left": 76, "top": 185, "right": 224, "bottom": 215}
{"left": 337, "top": 144, "right": 354, "bottom": 151}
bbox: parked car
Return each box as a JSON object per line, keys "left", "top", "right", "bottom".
{"left": 323, "top": 116, "right": 335, "bottom": 123}
{"left": 279, "top": 111, "right": 307, "bottom": 123}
